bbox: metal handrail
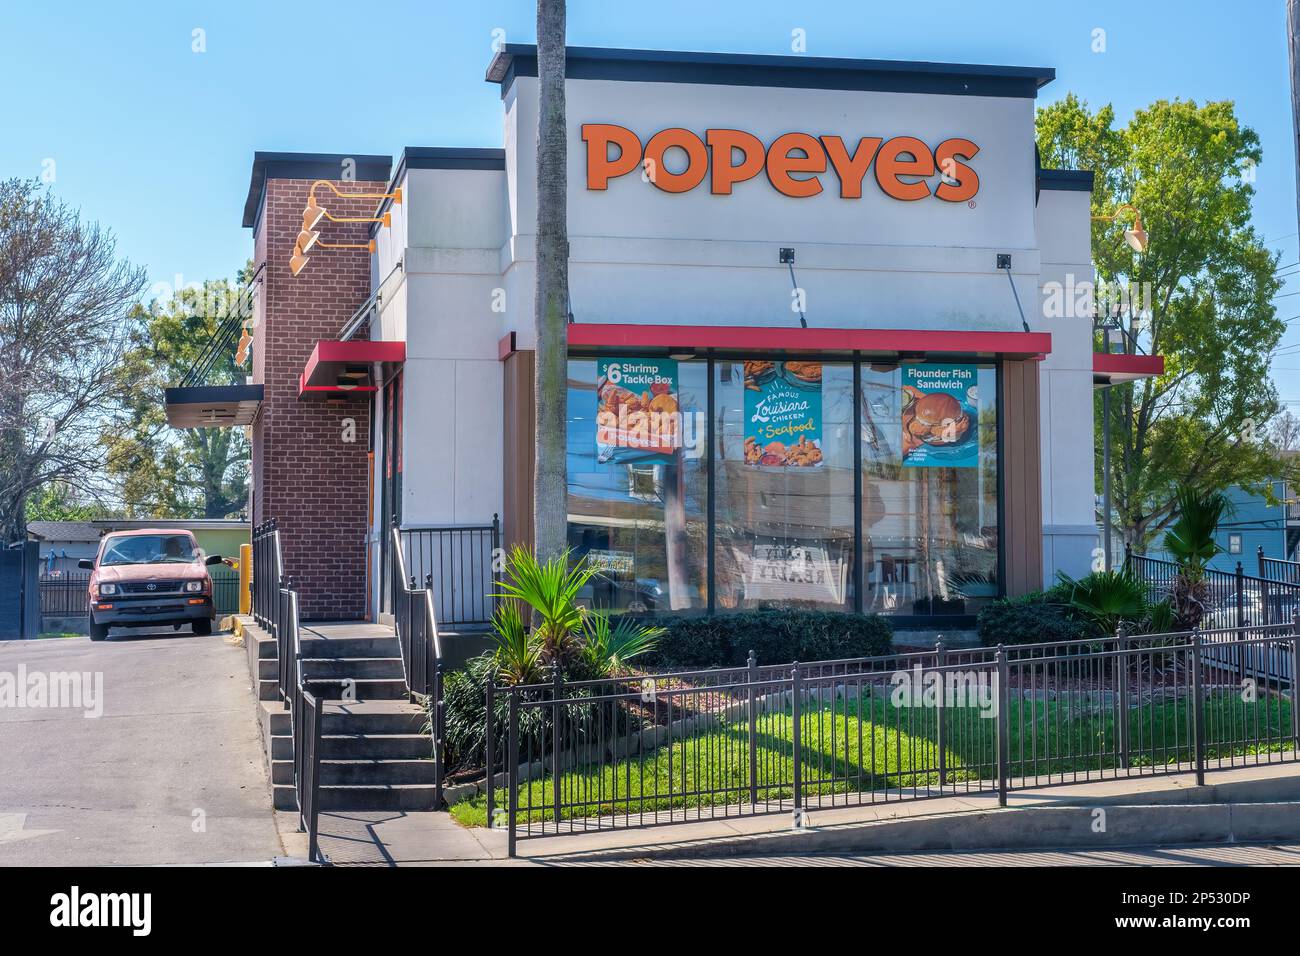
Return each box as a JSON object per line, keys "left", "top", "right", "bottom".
{"left": 393, "top": 517, "right": 500, "bottom": 628}
{"left": 253, "top": 520, "right": 324, "bottom": 863}
{"left": 389, "top": 525, "right": 445, "bottom": 808}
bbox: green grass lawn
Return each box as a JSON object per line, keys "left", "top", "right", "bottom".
{"left": 450, "top": 691, "right": 1295, "bottom": 827}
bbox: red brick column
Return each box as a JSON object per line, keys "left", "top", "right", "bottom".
{"left": 251, "top": 178, "right": 381, "bottom": 620}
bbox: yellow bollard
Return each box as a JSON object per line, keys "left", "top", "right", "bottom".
{"left": 239, "top": 542, "right": 252, "bottom": 615}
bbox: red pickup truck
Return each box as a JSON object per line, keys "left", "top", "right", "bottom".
{"left": 79, "top": 529, "right": 225, "bottom": 641}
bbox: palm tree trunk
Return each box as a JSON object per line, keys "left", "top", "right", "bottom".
{"left": 533, "top": 0, "right": 570, "bottom": 561}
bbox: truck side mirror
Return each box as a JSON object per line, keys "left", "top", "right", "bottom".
{"left": 205, "top": 554, "right": 224, "bottom": 566}
{"left": 78, "top": 559, "right": 94, "bottom": 571}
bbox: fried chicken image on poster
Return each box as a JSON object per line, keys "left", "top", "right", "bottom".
{"left": 743, "top": 360, "right": 823, "bottom": 468}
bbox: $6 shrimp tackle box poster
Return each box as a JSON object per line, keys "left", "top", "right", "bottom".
{"left": 901, "top": 364, "right": 978, "bottom": 468}
{"left": 595, "top": 358, "right": 681, "bottom": 464}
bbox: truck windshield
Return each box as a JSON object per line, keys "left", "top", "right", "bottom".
{"left": 100, "top": 535, "right": 199, "bottom": 566}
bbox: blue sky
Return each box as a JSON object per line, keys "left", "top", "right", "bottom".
{"left": 4, "top": 0, "right": 1297, "bottom": 402}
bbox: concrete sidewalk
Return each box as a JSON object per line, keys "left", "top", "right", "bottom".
{"left": 312, "top": 760, "right": 1300, "bottom": 865}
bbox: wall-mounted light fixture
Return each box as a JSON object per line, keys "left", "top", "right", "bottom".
{"left": 290, "top": 181, "right": 401, "bottom": 276}
{"left": 1093, "top": 203, "right": 1148, "bottom": 253}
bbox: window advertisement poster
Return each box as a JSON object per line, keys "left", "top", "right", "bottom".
{"left": 743, "top": 361, "right": 823, "bottom": 467}
{"left": 744, "top": 543, "right": 847, "bottom": 604}
{"left": 595, "top": 358, "right": 681, "bottom": 464}
{"left": 901, "top": 364, "right": 979, "bottom": 468}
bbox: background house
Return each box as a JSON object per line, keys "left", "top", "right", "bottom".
{"left": 26, "top": 521, "right": 101, "bottom": 574}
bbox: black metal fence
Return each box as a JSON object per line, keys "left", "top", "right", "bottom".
{"left": 252, "top": 519, "right": 284, "bottom": 637}
{"left": 38, "top": 568, "right": 241, "bottom": 620}
{"left": 393, "top": 517, "right": 499, "bottom": 629}
{"left": 1260, "top": 549, "right": 1300, "bottom": 587}
{"left": 1128, "top": 550, "right": 1300, "bottom": 632}
{"left": 39, "top": 573, "right": 91, "bottom": 617}
{"left": 493, "top": 620, "right": 1300, "bottom": 855}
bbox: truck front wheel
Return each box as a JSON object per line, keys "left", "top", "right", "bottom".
{"left": 192, "top": 618, "right": 212, "bottom": 636}
{"left": 89, "top": 621, "right": 109, "bottom": 641}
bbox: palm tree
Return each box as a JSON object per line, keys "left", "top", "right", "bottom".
{"left": 1163, "top": 484, "right": 1231, "bottom": 631}
{"left": 533, "top": 0, "right": 569, "bottom": 560}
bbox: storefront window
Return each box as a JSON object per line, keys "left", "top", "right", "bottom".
{"left": 566, "top": 358, "right": 709, "bottom": 614}
{"left": 860, "top": 363, "right": 999, "bottom": 615}
{"left": 566, "top": 356, "right": 1000, "bottom": 619}
{"left": 714, "top": 361, "right": 855, "bottom": 611}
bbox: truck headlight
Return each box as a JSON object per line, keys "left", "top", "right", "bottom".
{"left": 99, "top": 583, "right": 117, "bottom": 596}
{"left": 184, "top": 580, "right": 204, "bottom": 593}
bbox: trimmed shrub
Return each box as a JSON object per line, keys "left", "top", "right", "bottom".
{"left": 642, "top": 609, "right": 893, "bottom": 669}
{"left": 976, "top": 593, "right": 1092, "bottom": 647}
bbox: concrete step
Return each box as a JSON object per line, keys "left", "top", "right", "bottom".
{"left": 307, "top": 677, "right": 410, "bottom": 700}
{"left": 272, "top": 754, "right": 436, "bottom": 789}
{"left": 322, "top": 700, "right": 427, "bottom": 735}
{"left": 258, "top": 678, "right": 282, "bottom": 702}
{"left": 270, "top": 731, "right": 430, "bottom": 761}
{"left": 272, "top": 783, "right": 297, "bottom": 811}
{"left": 303, "top": 657, "right": 405, "bottom": 680}
{"left": 321, "top": 734, "right": 432, "bottom": 760}
{"left": 300, "top": 634, "right": 400, "bottom": 659}
{"left": 271, "top": 734, "right": 293, "bottom": 761}
{"left": 317, "top": 784, "right": 438, "bottom": 811}
{"left": 318, "top": 759, "right": 437, "bottom": 786}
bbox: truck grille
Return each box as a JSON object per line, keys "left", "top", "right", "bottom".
{"left": 116, "top": 580, "right": 185, "bottom": 595}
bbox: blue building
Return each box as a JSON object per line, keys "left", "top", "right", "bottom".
{"left": 1212, "top": 481, "right": 1298, "bottom": 574}
{"left": 1145, "top": 480, "right": 1297, "bottom": 573}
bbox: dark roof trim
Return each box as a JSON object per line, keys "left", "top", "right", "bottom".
{"left": 369, "top": 147, "right": 506, "bottom": 236}
{"left": 400, "top": 146, "right": 506, "bottom": 173}
{"left": 1038, "top": 168, "right": 1094, "bottom": 192}
{"left": 243, "top": 152, "right": 393, "bottom": 229}
{"left": 487, "top": 44, "right": 1054, "bottom": 100}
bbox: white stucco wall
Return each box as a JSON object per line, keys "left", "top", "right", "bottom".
{"left": 369, "top": 58, "right": 1099, "bottom": 600}
{"left": 1034, "top": 187, "right": 1098, "bottom": 582}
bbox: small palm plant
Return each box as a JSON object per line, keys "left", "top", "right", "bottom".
{"left": 1162, "top": 484, "right": 1231, "bottom": 631}
{"left": 583, "top": 611, "right": 664, "bottom": 676}
{"left": 489, "top": 600, "right": 544, "bottom": 686}
{"left": 489, "top": 545, "right": 660, "bottom": 680}
{"left": 1056, "top": 568, "right": 1149, "bottom": 637}
{"left": 494, "top": 545, "right": 598, "bottom": 668}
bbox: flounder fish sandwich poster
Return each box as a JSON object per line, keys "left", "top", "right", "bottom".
{"left": 900, "top": 364, "right": 978, "bottom": 469}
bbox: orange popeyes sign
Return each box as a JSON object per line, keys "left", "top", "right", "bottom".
{"left": 581, "top": 124, "right": 980, "bottom": 202}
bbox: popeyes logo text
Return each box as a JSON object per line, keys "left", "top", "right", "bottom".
{"left": 582, "top": 125, "right": 980, "bottom": 202}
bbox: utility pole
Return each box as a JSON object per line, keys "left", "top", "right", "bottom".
{"left": 1290, "top": 0, "right": 1300, "bottom": 239}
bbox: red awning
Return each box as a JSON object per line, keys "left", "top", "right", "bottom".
{"left": 1093, "top": 352, "right": 1164, "bottom": 386}
{"left": 564, "top": 323, "right": 1052, "bottom": 359}
{"left": 299, "top": 340, "right": 406, "bottom": 397}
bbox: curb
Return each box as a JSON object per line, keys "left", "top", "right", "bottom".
{"left": 537, "top": 799, "right": 1300, "bottom": 863}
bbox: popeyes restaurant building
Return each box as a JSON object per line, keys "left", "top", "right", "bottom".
{"left": 198, "top": 45, "right": 1160, "bottom": 630}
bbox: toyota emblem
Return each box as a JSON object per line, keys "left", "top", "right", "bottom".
{"left": 146, "top": 583, "right": 157, "bottom": 591}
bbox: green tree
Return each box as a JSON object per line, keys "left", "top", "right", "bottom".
{"left": 25, "top": 481, "right": 108, "bottom": 522}
{"left": 1037, "top": 94, "right": 1299, "bottom": 550}
{"left": 0, "top": 178, "right": 146, "bottom": 543}
{"left": 103, "top": 271, "right": 252, "bottom": 518}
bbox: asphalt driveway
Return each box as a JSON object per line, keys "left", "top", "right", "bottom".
{"left": 0, "top": 628, "right": 284, "bottom": 865}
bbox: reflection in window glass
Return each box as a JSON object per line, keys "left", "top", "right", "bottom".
{"left": 860, "top": 363, "right": 999, "bottom": 615}
{"left": 714, "top": 361, "right": 855, "bottom": 611}
{"left": 566, "top": 359, "right": 708, "bottom": 615}
{"left": 564, "top": 356, "right": 1000, "bottom": 619}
